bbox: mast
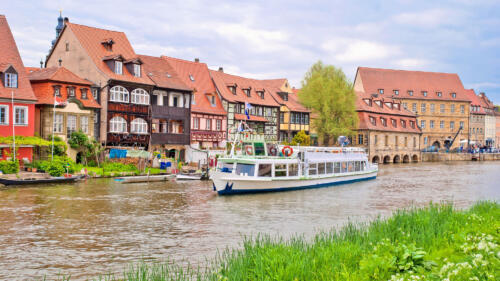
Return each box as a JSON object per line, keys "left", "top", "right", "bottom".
{"left": 11, "top": 91, "right": 15, "bottom": 162}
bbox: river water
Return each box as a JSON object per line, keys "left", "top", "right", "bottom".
{"left": 0, "top": 161, "right": 499, "bottom": 280}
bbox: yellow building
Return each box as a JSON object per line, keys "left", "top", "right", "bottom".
{"left": 354, "top": 67, "right": 471, "bottom": 149}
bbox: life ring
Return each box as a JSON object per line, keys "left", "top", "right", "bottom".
{"left": 282, "top": 146, "right": 293, "bottom": 157}
{"left": 245, "top": 145, "right": 254, "bottom": 155}
{"left": 268, "top": 146, "right": 278, "bottom": 156}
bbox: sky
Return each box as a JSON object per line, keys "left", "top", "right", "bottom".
{"left": 2, "top": 0, "right": 500, "bottom": 104}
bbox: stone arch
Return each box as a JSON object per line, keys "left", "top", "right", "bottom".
{"left": 372, "top": 155, "right": 380, "bottom": 163}
{"left": 432, "top": 141, "right": 441, "bottom": 149}
{"left": 412, "top": 154, "right": 419, "bottom": 162}
{"left": 403, "top": 155, "right": 410, "bottom": 163}
{"left": 383, "top": 155, "right": 391, "bottom": 164}
{"left": 393, "top": 155, "right": 401, "bottom": 163}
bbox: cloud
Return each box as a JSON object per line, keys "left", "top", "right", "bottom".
{"left": 393, "top": 8, "right": 467, "bottom": 28}
{"left": 466, "top": 82, "right": 500, "bottom": 89}
{"left": 322, "top": 38, "right": 399, "bottom": 63}
{"left": 392, "top": 58, "right": 432, "bottom": 69}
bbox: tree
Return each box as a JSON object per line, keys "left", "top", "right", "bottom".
{"left": 290, "top": 130, "right": 311, "bottom": 146}
{"left": 298, "top": 61, "right": 358, "bottom": 146}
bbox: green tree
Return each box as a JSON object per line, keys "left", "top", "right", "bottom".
{"left": 290, "top": 130, "right": 311, "bottom": 146}
{"left": 299, "top": 61, "right": 358, "bottom": 146}
{"left": 68, "top": 131, "right": 90, "bottom": 165}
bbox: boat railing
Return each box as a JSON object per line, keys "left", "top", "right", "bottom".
{"left": 280, "top": 145, "right": 366, "bottom": 154}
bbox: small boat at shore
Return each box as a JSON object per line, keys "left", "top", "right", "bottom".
{"left": 176, "top": 173, "right": 203, "bottom": 181}
{"left": 211, "top": 130, "right": 378, "bottom": 195}
{"left": 0, "top": 175, "right": 84, "bottom": 186}
{"left": 115, "top": 174, "right": 175, "bottom": 183}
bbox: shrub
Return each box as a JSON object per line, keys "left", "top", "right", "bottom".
{"left": 0, "top": 160, "right": 19, "bottom": 174}
{"left": 101, "top": 162, "right": 138, "bottom": 173}
{"left": 46, "top": 161, "right": 65, "bottom": 177}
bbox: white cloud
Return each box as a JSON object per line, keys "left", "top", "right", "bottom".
{"left": 322, "top": 38, "right": 399, "bottom": 62}
{"left": 392, "top": 58, "right": 432, "bottom": 69}
{"left": 393, "top": 8, "right": 466, "bottom": 28}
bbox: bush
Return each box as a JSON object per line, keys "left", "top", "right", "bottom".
{"left": 46, "top": 161, "right": 65, "bottom": 177}
{"left": 101, "top": 162, "right": 138, "bottom": 173}
{"left": 0, "top": 160, "right": 19, "bottom": 174}
{"left": 32, "top": 156, "right": 77, "bottom": 174}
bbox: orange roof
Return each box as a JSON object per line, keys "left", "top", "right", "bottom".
{"left": 234, "top": 113, "right": 268, "bottom": 122}
{"left": 209, "top": 70, "right": 280, "bottom": 107}
{"left": 28, "top": 67, "right": 99, "bottom": 108}
{"left": 356, "top": 67, "right": 470, "bottom": 102}
{"left": 464, "top": 89, "right": 485, "bottom": 114}
{"left": 50, "top": 22, "right": 153, "bottom": 86}
{"left": 478, "top": 92, "right": 495, "bottom": 111}
{"left": 28, "top": 66, "right": 92, "bottom": 85}
{"left": 162, "top": 56, "right": 226, "bottom": 115}
{"left": 261, "top": 79, "right": 310, "bottom": 113}
{"left": 138, "top": 55, "right": 191, "bottom": 92}
{"left": 0, "top": 15, "right": 37, "bottom": 101}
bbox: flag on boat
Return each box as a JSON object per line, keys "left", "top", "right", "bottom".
{"left": 245, "top": 102, "right": 252, "bottom": 119}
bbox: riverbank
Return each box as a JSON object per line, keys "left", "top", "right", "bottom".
{"left": 70, "top": 201, "right": 498, "bottom": 281}
{"left": 421, "top": 152, "right": 500, "bottom": 162}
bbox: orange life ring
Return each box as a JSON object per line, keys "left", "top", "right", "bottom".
{"left": 282, "top": 146, "right": 293, "bottom": 157}
{"left": 245, "top": 145, "right": 254, "bottom": 155}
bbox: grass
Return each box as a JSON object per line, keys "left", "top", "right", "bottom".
{"left": 73, "top": 164, "right": 168, "bottom": 178}
{"left": 44, "top": 201, "right": 499, "bottom": 280}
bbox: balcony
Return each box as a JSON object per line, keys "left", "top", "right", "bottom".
{"left": 152, "top": 105, "right": 189, "bottom": 119}
{"left": 108, "top": 102, "right": 148, "bottom": 115}
{"left": 191, "top": 130, "right": 226, "bottom": 142}
{"left": 107, "top": 133, "right": 149, "bottom": 146}
{"left": 151, "top": 133, "right": 190, "bottom": 145}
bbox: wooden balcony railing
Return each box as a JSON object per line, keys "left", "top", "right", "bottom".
{"left": 151, "top": 133, "right": 190, "bottom": 145}
{"left": 107, "top": 133, "right": 150, "bottom": 146}
{"left": 151, "top": 105, "right": 190, "bottom": 119}
{"left": 108, "top": 102, "right": 149, "bottom": 115}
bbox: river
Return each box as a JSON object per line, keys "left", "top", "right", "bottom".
{"left": 0, "top": 161, "right": 499, "bottom": 280}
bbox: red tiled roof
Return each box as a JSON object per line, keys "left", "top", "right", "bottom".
{"left": 209, "top": 70, "right": 280, "bottom": 107}
{"left": 56, "top": 22, "right": 153, "bottom": 86}
{"left": 357, "top": 112, "right": 421, "bottom": 133}
{"left": 356, "top": 67, "right": 470, "bottom": 102}
{"left": 162, "top": 56, "right": 226, "bottom": 115}
{"left": 464, "top": 89, "right": 485, "bottom": 114}
{"left": 28, "top": 66, "right": 92, "bottom": 85}
{"left": 137, "top": 55, "right": 192, "bottom": 92}
{"left": 234, "top": 113, "right": 268, "bottom": 122}
{"left": 478, "top": 92, "right": 495, "bottom": 111}
{"left": 0, "top": 15, "right": 37, "bottom": 101}
{"left": 261, "top": 79, "right": 310, "bottom": 113}
{"left": 29, "top": 67, "right": 99, "bottom": 108}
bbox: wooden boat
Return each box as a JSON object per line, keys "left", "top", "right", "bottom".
{"left": 115, "top": 174, "right": 174, "bottom": 183}
{"left": 0, "top": 175, "right": 83, "bottom": 186}
{"left": 176, "top": 173, "right": 203, "bottom": 180}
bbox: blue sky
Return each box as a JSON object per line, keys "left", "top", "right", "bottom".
{"left": 3, "top": 0, "right": 500, "bottom": 104}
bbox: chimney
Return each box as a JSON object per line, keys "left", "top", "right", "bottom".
{"left": 479, "top": 92, "right": 485, "bottom": 97}
{"left": 64, "top": 17, "right": 69, "bottom": 24}
{"left": 218, "top": 67, "right": 224, "bottom": 72}
{"left": 58, "top": 58, "right": 62, "bottom": 67}
{"left": 194, "top": 58, "right": 200, "bottom": 63}
{"left": 40, "top": 59, "right": 44, "bottom": 68}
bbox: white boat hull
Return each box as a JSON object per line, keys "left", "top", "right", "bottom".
{"left": 211, "top": 170, "right": 377, "bottom": 195}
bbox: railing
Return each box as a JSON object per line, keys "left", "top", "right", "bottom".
{"left": 191, "top": 130, "right": 226, "bottom": 141}
{"left": 151, "top": 133, "right": 190, "bottom": 145}
{"left": 108, "top": 102, "right": 148, "bottom": 114}
{"left": 107, "top": 133, "right": 149, "bottom": 146}
{"left": 151, "top": 105, "right": 189, "bottom": 119}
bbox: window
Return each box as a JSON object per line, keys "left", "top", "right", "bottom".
{"left": 257, "top": 91, "right": 264, "bottom": 99}
{"left": 402, "top": 102, "right": 408, "bottom": 109}
{"left": 430, "top": 104, "right": 435, "bottom": 113}
{"left": 326, "top": 162, "right": 333, "bottom": 174}
{"left": 424, "top": 137, "right": 428, "bottom": 145}
{"left": 206, "top": 119, "right": 211, "bottom": 130}
{"left": 274, "top": 164, "right": 287, "bottom": 177}
{"left": 258, "top": 164, "right": 272, "bottom": 177}
{"left": 369, "top": 116, "right": 376, "bottom": 125}
{"left": 436, "top": 92, "right": 442, "bottom": 97}
{"left": 67, "top": 87, "right": 75, "bottom": 97}
{"left": 391, "top": 119, "right": 397, "bottom": 127}
{"left": 378, "top": 89, "right": 384, "bottom": 94}
{"left": 430, "top": 120, "right": 434, "bottom": 129}
{"left": 460, "top": 105, "right": 465, "bottom": 114}
{"left": 412, "top": 103, "right": 417, "bottom": 112}
{"left": 401, "top": 120, "right": 406, "bottom": 128}
{"left": 451, "top": 93, "right": 456, "bottom": 98}
{"left": 236, "top": 164, "right": 255, "bottom": 176}
{"left": 395, "top": 136, "right": 398, "bottom": 147}
{"left": 421, "top": 103, "right": 426, "bottom": 113}
{"left": 393, "top": 90, "right": 399, "bottom": 95}
{"left": 131, "top": 118, "right": 147, "bottom": 134}
{"left": 413, "top": 137, "right": 416, "bottom": 147}
{"left": 305, "top": 114, "right": 309, "bottom": 124}
{"left": 460, "top": 121, "right": 464, "bottom": 129}
{"left": 318, "top": 163, "right": 326, "bottom": 175}
{"left": 404, "top": 137, "right": 408, "bottom": 147}
{"left": 374, "top": 135, "right": 378, "bottom": 144}
{"left": 440, "top": 104, "right": 445, "bottom": 113}
{"left": 81, "top": 88, "right": 88, "bottom": 99}
{"left": 109, "top": 86, "right": 129, "bottom": 102}
{"left": 410, "top": 121, "right": 415, "bottom": 128}
{"left": 14, "top": 106, "right": 28, "bottom": 125}
{"left": 216, "top": 119, "right": 222, "bottom": 131}
{"left": 91, "top": 88, "right": 99, "bottom": 100}
{"left": 451, "top": 104, "right": 455, "bottom": 113}
{"left": 384, "top": 135, "right": 388, "bottom": 146}
{"left": 189, "top": 74, "right": 195, "bottom": 81}
{"left": 440, "top": 120, "right": 444, "bottom": 129}
{"left": 5, "top": 73, "right": 17, "bottom": 88}
{"left": 131, "top": 88, "right": 149, "bottom": 105}
{"left": 0, "top": 105, "right": 8, "bottom": 125}
{"left": 53, "top": 114, "right": 63, "bottom": 133}
{"left": 67, "top": 115, "right": 77, "bottom": 137}
{"left": 109, "top": 116, "right": 127, "bottom": 133}
{"left": 80, "top": 116, "right": 89, "bottom": 133}
{"left": 229, "top": 86, "right": 236, "bottom": 95}
{"left": 380, "top": 117, "right": 387, "bottom": 127}
{"left": 54, "top": 86, "right": 61, "bottom": 96}
{"left": 244, "top": 89, "right": 250, "bottom": 97}
{"left": 193, "top": 117, "right": 200, "bottom": 129}
{"left": 358, "top": 134, "right": 363, "bottom": 145}
{"left": 450, "top": 121, "right": 455, "bottom": 130}
{"left": 280, "top": 112, "right": 284, "bottom": 124}
{"left": 422, "top": 91, "right": 428, "bottom": 97}
{"left": 114, "top": 61, "right": 123, "bottom": 74}
{"left": 134, "top": 64, "right": 141, "bottom": 77}
{"left": 308, "top": 163, "right": 318, "bottom": 175}
{"left": 210, "top": 95, "right": 216, "bottom": 106}
{"left": 334, "top": 162, "right": 341, "bottom": 173}
{"left": 408, "top": 90, "right": 413, "bottom": 96}
{"left": 420, "top": 120, "right": 426, "bottom": 129}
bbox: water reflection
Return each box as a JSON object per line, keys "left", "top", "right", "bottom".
{"left": 0, "top": 161, "right": 499, "bottom": 280}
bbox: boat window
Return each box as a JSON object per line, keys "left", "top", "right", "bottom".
{"left": 288, "top": 163, "right": 298, "bottom": 176}
{"left": 326, "top": 162, "right": 333, "bottom": 174}
{"left": 254, "top": 142, "right": 266, "bottom": 156}
{"left": 348, "top": 162, "right": 354, "bottom": 172}
{"left": 309, "top": 163, "right": 318, "bottom": 176}
{"left": 318, "top": 163, "right": 326, "bottom": 175}
{"left": 243, "top": 143, "right": 254, "bottom": 156}
{"left": 362, "top": 161, "right": 366, "bottom": 171}
{"left": 355, "top": 161, "right": 361, "bottom": 172}
{"left": 222, "top": 162, "right": 234, "bottom": 173}
{"left": 274, "top": 164, "right": 287, "bottom": 177}
{"left": 341, "top": 162, "right": 348, "bottom": 173}
{"left": 334, "top": 162, "right": 341, "bottom": 173}
{"left": 235, "top": 163, "right": 255, "bottom": 176}
{"left": 258, "top": 164, "right": 272, "bottom": 177}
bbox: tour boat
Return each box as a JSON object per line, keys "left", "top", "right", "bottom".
{"left": 211, "top": 132, "right": 378, "bottom": 195}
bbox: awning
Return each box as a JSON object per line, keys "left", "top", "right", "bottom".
{"left": 234, "top": 113, "right": 268, "bottom": 122}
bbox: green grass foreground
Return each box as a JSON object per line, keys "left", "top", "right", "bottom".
{"left": 54, "top": 201, "right": 499, "bottom": 280}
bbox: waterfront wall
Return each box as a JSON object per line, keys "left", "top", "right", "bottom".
{"left": 421, "top": 152, "right": 500, "bottom": 162}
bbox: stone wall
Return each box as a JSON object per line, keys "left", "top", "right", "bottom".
{"left": 421, "top": 152, "right": 500, "bottom": 162}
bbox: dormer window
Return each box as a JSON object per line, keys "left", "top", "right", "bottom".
{"left": 134, "top": 64, "right": 141, "bottom": 77}
{"left": 101, "top": 39, "right": 115, "bottom": 51}
{"left": 385, "top": 102, "right": 392, "bottom": 109}
{"left": 81, "top": 88, "right": 88, "bottom": 99}
{"left": 243, "top": 89, "right": 250, "bottom": 97}
{"left": 363, "top": 98, "right": 371, "bottom": 106}
{"left": 401, "top": 120, "right": 406, "bottom": 128}
{"left": 257, "top": 91, "right": 264, "bottom": 99}
{"left": 410, "top": 121, "right": 415, "bottom": 128}
{"left": 114, "top": 61, "right": 123, "bottom": 75}
{"left": 380, "top": 117, "right": 387, "bottom": 127}
{"left": 4, "top": 73, "right": 18, "bottom": 88}
{"left": 393, "top": 90, "right": 399, "bottom": 95}
{"left": 391, "top": 119, "right": 397, "bottom": 127}
{"left": 451, "top": 92, "right": 456, "bottom": 98}
{"left": 189, "top": 74, "right": 195, "bottom": 82}
{"left": 408, "top": 90, "right": 413, "bottom": 96}
{"left": 369, "top": 116, "right": 376, "bottom": 125}
{"left": 53, "top": 85, "right": 61, "bottom": 96}
{"left": 228, "top": 86, "right": 236, "bottom": 95}
{"left": 378, "top": 89, "right": 384, "bottom": 94}
{"left": 374, "top": 100, "right": 381, "bottom": 107}
{"left": 437, "top": 92, "right": 442, "bottom": 97}
{"left": 394, "top": 103, "right": 400, "bottom": 110}
{"left": 422, "top": 91, "right": 428, "bottom": 97}
{"left": 67, "top": 87, "right": 75, "bottom": 97}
